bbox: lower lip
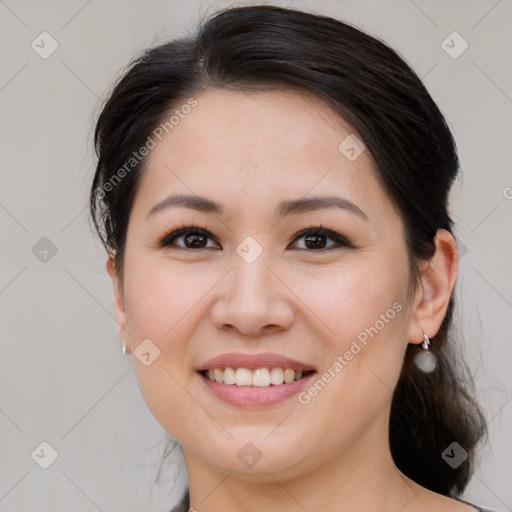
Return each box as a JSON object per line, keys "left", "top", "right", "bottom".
{"left": 198, "top": 372, "right": 316, "bottom": 408}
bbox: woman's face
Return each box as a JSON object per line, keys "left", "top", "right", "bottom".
{"left": 110, "top": 88, "right": 425, "bottom": 480}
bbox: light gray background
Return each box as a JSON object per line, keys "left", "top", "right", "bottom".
{"left": 1, "top": 0, "right": 511, "bottom": 511}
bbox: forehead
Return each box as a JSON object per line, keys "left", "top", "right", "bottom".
{"left": 165, "top": 87, "right": 363, "bottom": 159}
{"left": 131, "top": 88, "right": 392, "bottom": 224}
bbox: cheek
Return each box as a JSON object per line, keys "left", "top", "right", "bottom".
{"left": 131, "top": 358, "right": 203, "bottom": 445}
{"left": 290, "top": 258, "right": 409, "bottom": 409}
{"left": 121, "top": 257, "right": 210, "bottom": 432}
{"left": 123, "top": 256, "right": 211, "bottom": 345}
{"left": 292, "top": 271, "right": 408, "bottom": 455}
{"left": 291, "top": 258, "right": 407, "bottom": 343}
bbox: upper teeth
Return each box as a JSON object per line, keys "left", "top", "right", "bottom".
{"left": 205, "top": 367, "right": 305, "bottom": 387}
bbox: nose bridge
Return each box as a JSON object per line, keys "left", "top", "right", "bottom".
{"left": 233, "top": 243, "right": 271, "bottom": 299}
{"left": 211, "top": 238, "right": 294, "bottom": 335}
{"left": 231, "top": 240, "right": 276, "bottom": 311}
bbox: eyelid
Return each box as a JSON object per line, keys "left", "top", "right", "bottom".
{"left": 158, "top": 224, "right": 354, "bottom": 250}
{"left": 159, "top": 225, "right": 217, "bottom": 248}
{"left": 290, "top": 225, "right": 354, "bottom": 249}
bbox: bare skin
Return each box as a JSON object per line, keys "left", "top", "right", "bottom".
{"left": 107, "top": 88, "right": 473, "bottom": 511}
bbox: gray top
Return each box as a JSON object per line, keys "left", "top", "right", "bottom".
{"left": 169, "top": 490, "right": 499, "bottom": 512}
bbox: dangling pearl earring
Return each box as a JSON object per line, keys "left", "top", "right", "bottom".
{"left": 413, "top": 331, "right": 437, "bottom": 372}
{"left": 122, "top": 344, "right": 127, "bottom": 355}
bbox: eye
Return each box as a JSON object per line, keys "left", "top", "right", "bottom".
{"left": 289, "top": 225, "right": 354, "bottom": 251}
{"left": 160, "top": 225, "right": 219, "bottom": 250}
{"left": 159, "top": 224, "right": 353, "bottom": 251}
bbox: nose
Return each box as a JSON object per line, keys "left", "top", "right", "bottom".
{"left": 210, "top": 251, "right": 295, "bottom": 337}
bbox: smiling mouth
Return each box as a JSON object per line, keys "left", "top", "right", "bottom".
{"left": 199, "top": 367, "right": 315, "bottom": 387}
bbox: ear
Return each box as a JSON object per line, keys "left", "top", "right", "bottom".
{"left": 406, "top": 229, "right": 459, "bottom": 344}
{"left": 106, "top": 254, "right": 130, "bottom": 353}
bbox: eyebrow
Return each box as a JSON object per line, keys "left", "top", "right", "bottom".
{"left": 146, "top": 193, "right": 368, "bottom": 221}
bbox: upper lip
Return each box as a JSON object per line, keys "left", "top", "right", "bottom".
{"left": 197, "top": 352, "right": 317, "bottom": 372}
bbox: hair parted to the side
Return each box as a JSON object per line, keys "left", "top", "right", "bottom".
{"left": 89, "top": 4, "right": 487, "bottom": 497}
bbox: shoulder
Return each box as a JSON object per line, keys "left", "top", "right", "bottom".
{"left": 167, "top": 489, "right": 501, "bottom": 512}
{"left": 455, "top": 496, "right": 501, "bottom": 512}
{"left": 399, "top": 488, "right": 499, "bottom": 512}
{"left": 466, "top": 503, "right": 501, "bottom": 512}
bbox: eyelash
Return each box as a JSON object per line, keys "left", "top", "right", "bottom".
{"left": 158, "top": 223, "right": 354, "bottom": 252}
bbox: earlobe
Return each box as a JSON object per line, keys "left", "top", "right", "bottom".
{"left": 106, "top": 254, "right": 130, "bottom": 352}
{"left": 406, "top": 229, "right": 459, "bottom": 344}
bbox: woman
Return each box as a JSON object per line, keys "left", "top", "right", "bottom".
{"left": 89, "top": 5, "right": 497, "bottom": 511}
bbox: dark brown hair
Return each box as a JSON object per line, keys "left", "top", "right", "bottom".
{"left": 90, "top": 4, "right": 487, "bottom": 497}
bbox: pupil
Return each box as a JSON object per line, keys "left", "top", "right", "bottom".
{"left": 306, "top": 234, "right": 325, "bottom": 249}
{"left": 186, "top": 233, "right": 206, "bottom": 248}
